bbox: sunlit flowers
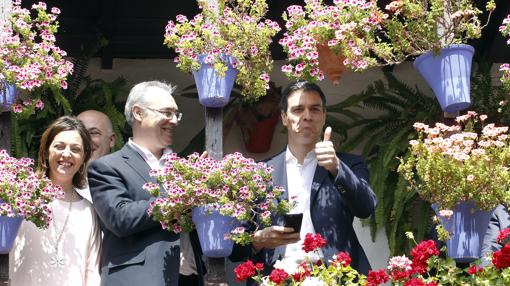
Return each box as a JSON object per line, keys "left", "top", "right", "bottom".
{"left": 0, "top": 149, "right": 64, "bottom": 229}
{"left": 144, "top": 152, "right": 290, "bottom": 245}
{"left": 398, "top": 111, "right": 510, "bottom": 211}
{"left": 383, "top": 0, "right": 496, "bottom": 59}
{"left": 0, "top": 1, "right": 73, "bottom": 114}
{"left": 163, "top": 0, "right": 279, "bottom": 102}
{"left": 234, "top": 232, "right": 368, "bottom": 285}
{"left": 280, "top": 0, "right": 394, "bottom": 82}
{"left": 499, "top": 14, "right": 510, "bottom": 94}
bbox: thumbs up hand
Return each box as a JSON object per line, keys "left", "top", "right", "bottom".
{"left": 315, "top": 126, "right": 340, "bottom": 177}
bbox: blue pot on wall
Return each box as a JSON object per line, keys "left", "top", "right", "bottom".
{"left": 0, "top": 216, "right": 23, "bottom": 254}
{"left": 192, "top": 205, "right": 240, "bottom": 257}
{"left": 433, "top": 201, "right": 493, "bottom": 263}
{"left": 0, "top": 84, "right": 17, "bottom": 112}
{"left": 413, "top": 44, "right": 474, "bottom": 113}
{"left": 192, "top": 55, "right": 238, "bottom": 108}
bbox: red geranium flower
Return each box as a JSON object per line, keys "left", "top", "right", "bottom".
{"left": 234, "top": 260, "right": 264, "bottom": 281}
{"left": 497, "top": 228, "right": 510, "bottom": 245}
{"left": 467, "top": 264, "right": 483, "bottom": 275}
{"left": 492, "top": 244, "right": 510, "bottom": 269}
{"left": 269, "top": 269, "right": 290, "bottom": 285}
{"left": 410, "top": 240, "right": 439, "bottom": 274}
{"left": 292, "top": 262, "right": 311, "bottom": 282}
{"left": 302, "top": 233, "right": 326, "bottom": 253}
{"left": 390, "top": 269, "right": 411, "bottom": 281}
{"left": 335, "top": 251, "right": 352, "bottom": 267}
{"left": 366, "top": 269, "right": 390, "bottom": 286}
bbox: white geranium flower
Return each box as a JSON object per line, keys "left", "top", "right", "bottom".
{"left": 301, "top": 277, "right": 326, "bottom": 286}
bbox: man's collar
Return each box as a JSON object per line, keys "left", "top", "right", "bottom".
{"left": 285, "top": 146, "right": 316, "bottom": 165}
{"left": 127, "top": 138, "right": 172, "bottom": 161}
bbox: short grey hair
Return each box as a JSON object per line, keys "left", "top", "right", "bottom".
{"left": 124, "top": 81, "right": 177, "bottom": 126}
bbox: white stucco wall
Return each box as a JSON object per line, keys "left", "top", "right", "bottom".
{"left": 85, "top": 57, "right": 504, "bottom": 278}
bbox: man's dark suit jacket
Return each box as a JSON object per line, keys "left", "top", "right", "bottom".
{"left": 481, "top": 204, "right": 510, "bottom": 263}
{"left": 232, "top": 150, "right": 377, "bottom": 277}
{"left": 88, "top": 144, "right": 204, "bottom": 286}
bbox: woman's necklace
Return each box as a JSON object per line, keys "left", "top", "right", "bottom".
{"left": 49, "top": 188, "right": 76, "bottom": 268}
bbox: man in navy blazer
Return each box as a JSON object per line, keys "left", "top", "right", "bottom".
{"left": 88, "top": 81, "right": 204, "bottom": 286}
{"left": 248, "top": 81, "right": 377, "bottom": 276}
{"left": 481, "top": 204, "right": 510, "bottom": 265}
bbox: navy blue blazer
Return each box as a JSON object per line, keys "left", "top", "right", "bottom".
{"left": 232, "top": 150, "right": 377, "bottom": 277}
{"left": 481, "top": 204, "right": 510, "bottom": 263}
{"left": 88, "top": 144, "right": 205, "bottom": 286}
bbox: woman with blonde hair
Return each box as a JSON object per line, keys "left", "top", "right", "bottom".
{"left": 10, "top": 116, "right": 101, "bottom": 286}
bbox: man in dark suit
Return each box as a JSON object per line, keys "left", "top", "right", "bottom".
{"left": 481, "top": 204, "right": 510, "bottom": 265}
{"left": 88, "top": 81, "right": 204, "bottom": 286}
{"left": 248, "top": 81, "right": 377, "bottom": 276}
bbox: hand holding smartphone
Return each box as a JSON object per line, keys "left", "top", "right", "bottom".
{"left": 283, "top": 213, "right": 303, "bottom": 233}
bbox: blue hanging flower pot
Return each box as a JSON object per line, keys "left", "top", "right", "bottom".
{"left": 432, "top": 201, "right": 493, "bottom": 263}
{"left": 192, "top": 55, "right": 239, "bottom": 108}
{"left": 0, "top": 83, "right": 17, "bottom": 112}
{"left": 413, "top": 44, "right": 474, "bottom": 113}
{"left": 0, "top": 216, "right": 23, "bottom": 254}
{"left": 192, "top": 204, "right": 240, "bottom": 257}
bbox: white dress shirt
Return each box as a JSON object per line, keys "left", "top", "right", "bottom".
{"left": 127, "top": 139, "right": 197, "bottom": 276}
{"left": 282, "top": 147, "right": 324, "bottom": 264}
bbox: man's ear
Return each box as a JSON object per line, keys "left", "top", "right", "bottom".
{"left": 109, "top": 133, "right": 116, "bottom": 149}
{"left": 281, "top": 110, "right": 288, "bottom": 127}
{"left": 132, "top": 105, "right": 144, "bottom": 122}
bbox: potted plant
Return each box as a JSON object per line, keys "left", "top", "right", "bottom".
{"left": 231, "top": 82, "right": 281, "bottom": 153}
{"left": 499, "top": 14, "right": 510, "bottom": 95}
{"left": 0, "top": 0, "right": 73, "bottom": 117}
{"left": 234, "top": 233, "right": 371, "bottom": 285}
{"left": 383, "top": 0, "right": 496, "bottom": 112}
{"left": 144, "top": 152, "right": 291, "bottom": 257}
{"left": 235, "top": 229, "right": 510, "bottom": 285}
{"left": 163, "top": 0, "right": 280, "bottom": 107}
{"left": 398, "top": 111, "right": 510, "bottom": 262}
{"left": 280, "top": 0, "right": 394, "bottom": 84}
{"left": 0, "top": 150, "right": 64, "bottom": 253}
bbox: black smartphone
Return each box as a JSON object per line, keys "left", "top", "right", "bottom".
{"left": 283, "top": 213, "right": 303, "bottom": 233}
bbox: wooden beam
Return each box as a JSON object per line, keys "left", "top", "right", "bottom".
{"left": 204, "top": 106, "right": 228, "bottom": 286}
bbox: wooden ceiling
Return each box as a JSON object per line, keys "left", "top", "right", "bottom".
{"left": 19, "top": 0, "right": 510, "bottom": 69}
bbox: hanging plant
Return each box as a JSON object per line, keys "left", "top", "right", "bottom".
{"left": 163, "top": 0, "right": 279, "bottom": 102}
{"left": 0, "top": 0, "right": 73, "bottom": 117}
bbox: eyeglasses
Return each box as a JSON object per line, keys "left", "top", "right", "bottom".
{"left": 145, "top": 107, "right": 183, "bottom": 122}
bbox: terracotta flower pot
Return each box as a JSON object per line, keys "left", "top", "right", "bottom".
{"left": 317, "top": 44, "right": 347, "bottom": 85}
{"left": 244, "top": 112, "right": 279, "bottom": 153}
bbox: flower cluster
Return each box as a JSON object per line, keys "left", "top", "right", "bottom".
{"left": 0, "top": 149, "right": 64, "bottom": 229}
{"left": 378, "top": 230, "right": 510, "bottom": 285}
{"left": 398, "top": 111, "right": 510, "bottom": 211}
{"left": 499, "top": 14, "right": 510, "bottom": 94}
{"left": 302, "top": 232, "right": 326, "bottom": 253}
{"left": 280, "top": 0, "right": 394, "bottom": 82}
{"left": 383, "top": 0, "right": 496, "bottom": 60}
{"left": 235, "top": 233, "right": 370, "bottom": 285}
{"left": 0, "top": 0, "right": 73, "bottom": 114}
{"left": 237, "top": 229, "right": 510, "bottom": 285}
{"left": 144, "top": 152, "right": 291, "bottom": 245}
{"left": 163, "top": 0, "right": 279, "bottom": 101}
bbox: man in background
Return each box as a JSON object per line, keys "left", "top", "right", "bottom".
{"left": 77, "top": 110, "right": 116, "bottom": 161}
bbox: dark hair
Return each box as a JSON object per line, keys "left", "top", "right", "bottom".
{"left": 37, "top": 116, "right": 92, "bottom": 189}
{"left": 279, "top": 81, "right": 327, "bottom": 112}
